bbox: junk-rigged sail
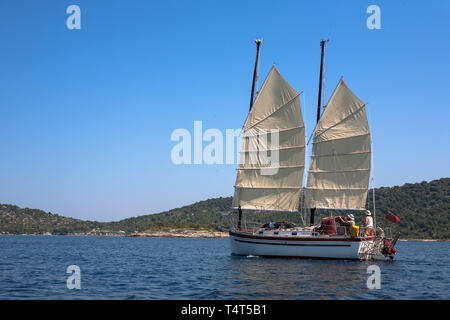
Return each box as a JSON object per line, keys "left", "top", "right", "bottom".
{"left": 232, "top": 66, "right": 305, "bottom": 212}
{"left": 305, "top": 79, "right": 371, "bottom": 210}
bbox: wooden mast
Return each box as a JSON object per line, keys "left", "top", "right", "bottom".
{"left": 310, "top": 39, "right": 327, "bottom": 226}
{"left": 238, "top": 39, "right": 262, "bottom": 230}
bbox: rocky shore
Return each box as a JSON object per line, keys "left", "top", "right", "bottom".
{"left": 126, "top": 229, "right": 229, "bottom": 238}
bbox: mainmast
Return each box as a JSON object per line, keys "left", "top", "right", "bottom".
{"left": 310, "top": 39, "right": 327, "bottom": 226}
{"left": 238, "top": 39, "right": 262, "bottom": 230}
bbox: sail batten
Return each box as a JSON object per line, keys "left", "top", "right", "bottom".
{"left": 313, "top": 104, "right": 368, "bottom": 139}
{"left": 312, "top": 133, "right": 370, "bottom": 144}
{"left": 235, "top": 186, "right": 302, "bottom": 189}
{"left": 244, "top": 94, "right": 301, "bottom": 131}
{"left": 309, "top": 169, "right": 370, "bottom": 173}
{"left": 232, "top": 66, "right": 305, "bottom": 212}
{"left": 305, "top": 79, "right": 371, "bottom": 210}
{"left": 311, "top": 151, "right": 370, "bottom": 157}
{"left": 242, "top": 125, "right": 305, "bottom": 137}
{"left": 238, "top": 165, "right": 305, "bottom": 170}
{"left": 307, "top": 187, "right": 368, "bottom": 190}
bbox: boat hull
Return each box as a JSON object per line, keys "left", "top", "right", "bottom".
{"left": 230, "top": 231, "right": 383, "bottom": 260}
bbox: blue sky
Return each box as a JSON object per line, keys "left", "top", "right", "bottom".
{"left": 0, "top": 0, "right": 449, "bottom": 221}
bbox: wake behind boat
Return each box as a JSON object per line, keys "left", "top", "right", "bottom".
{"left": 229, "top": 40, "right": 398, "bottom": 260}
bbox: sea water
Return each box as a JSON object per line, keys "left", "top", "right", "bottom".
{"left": 0, "top": 235, "right": 448, "bottom": 299}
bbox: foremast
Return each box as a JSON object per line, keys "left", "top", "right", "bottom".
{"left": 233, "top": 40, "right": 306, "bottom": 229}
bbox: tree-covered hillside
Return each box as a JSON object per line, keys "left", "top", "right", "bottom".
{"left": 0, "top": 178, "right": 448, "bottom": 239}
{"left": 0, "top": 204, "right": 102, "bottom": 235}
{"left": 368, "top": 178, "right": 449, "bottom": 239}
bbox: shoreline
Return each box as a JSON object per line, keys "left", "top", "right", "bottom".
{"left": 1, "top": 233, "right": 449, "bottom": 241}
{"left": 126, "top": 230, "right": 229, "bottom": 238}
{"left": 0, "top": 229, "right": 231, "bottom": 238}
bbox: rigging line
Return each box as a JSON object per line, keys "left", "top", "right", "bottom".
{"left": 251, "top": 65, "right": 275, "bottom": 109}
{"left": 322, "top": 51, "right": 328, "bottom": 111}
{"left": 301, "top": 91, "right": 310, "bottom": 190}
{"left": 312, "top": 103, "right": 368, "bottom": 142}
{"left": 366, "top": 101, "right": 377, "bottom": 233}
{"left": 300, "top": 86, "right": 308, "bottom": 141}
{"left": 306, "top": 130, "right": 315, "bottom": 146}
{"left": 244, "top": 92, "right": 303, "bottom": 131}
{"left": 255, "top": 50, "right": 261, "bottom": 97}
{"left": 241, "top": 64, "right": 273, "bottom": 131}
{"left": 300, "top": 88, "right": 310, "bottom": 216}
{"left": 306, "top": 78, "right": 341, "bottom": 146}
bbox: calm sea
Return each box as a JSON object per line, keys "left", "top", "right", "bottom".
{"left": 0, "top": 235, "right": 448, "bottom": 299}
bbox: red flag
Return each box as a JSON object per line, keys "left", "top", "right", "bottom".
{"left": 386, "top": 211, "right": 400, "bottom": 223}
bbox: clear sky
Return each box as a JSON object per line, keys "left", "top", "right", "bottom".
{"left": 0, "top": 0, "right": 449, "bottom": 221}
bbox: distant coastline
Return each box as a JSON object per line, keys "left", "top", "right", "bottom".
{"left": 0, "top": 229, "right": 230, "bottom": 238}
{"left": 2, "top": 232, "right": 450, "bottom": 241}
{"left": 126, "top": 229, "right": 229, "bottom": 238}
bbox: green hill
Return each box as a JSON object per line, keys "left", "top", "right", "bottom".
{"left": 0, "top": 205, "right": 103, "bottom": 235}
{"left": 0, "top": 178, "right": 448, "bottom": 239}
{"left": 367, "top": 178, "right": 449, "bottom": 239}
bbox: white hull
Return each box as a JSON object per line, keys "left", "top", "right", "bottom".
{"left": 230, "top": 231, "right": 385, "bottom": 260}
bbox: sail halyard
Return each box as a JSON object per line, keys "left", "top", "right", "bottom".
{"left": 305, "top": 79, "right": 372, "bottom": 210}
{"left": 232, "top": 66, "right": 306, "bottom": 212}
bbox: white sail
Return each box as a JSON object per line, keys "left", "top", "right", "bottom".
{"left": 232, "top": 66, "right": 305, "bottom": 212}
{"left": 305, "top": 79, "right": 371, "bottom": 210}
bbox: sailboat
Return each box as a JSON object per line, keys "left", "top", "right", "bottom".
{"left": 229, "top": 40, "right": 398, "bottom": 260}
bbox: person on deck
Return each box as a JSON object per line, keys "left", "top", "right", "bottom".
{"left": 364, "top": 210, "right": 375, "bottom": 236}
{"left": 346, "top": 214, "right": 355, "bottom": 227}
{"left": 335, "top": 214, "right": 355, "bottom": 235}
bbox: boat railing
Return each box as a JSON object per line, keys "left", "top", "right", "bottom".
{"left": 228, "top": 214, "right": 305, "bottom": 234}
{"left": 229, "top": 214, "right": 386, "bottom": 239}
{"left": 233, "top": 224, "right": 382, "bottom": 239}
{"left": 227, "top": 215, "right": 261, "bottom": 234}
{"left": 357, "top": 226, "right": 376, "bottom": 237}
